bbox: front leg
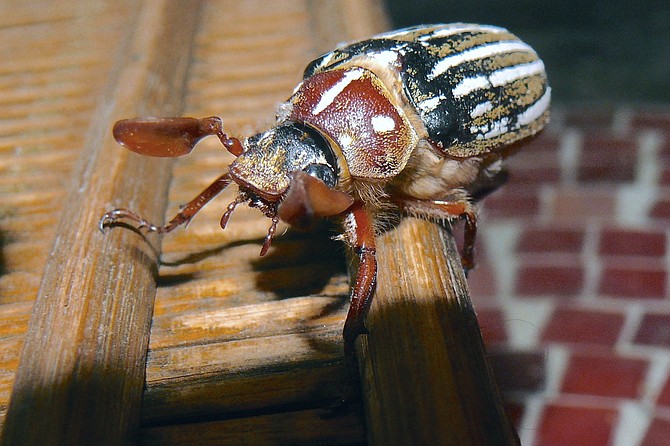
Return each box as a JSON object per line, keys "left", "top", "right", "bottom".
{"left": 341, "top": 201, "right": 377, "bottom": 362}
{"left": 99, "top": 173, "right": 233, "bottom": 234}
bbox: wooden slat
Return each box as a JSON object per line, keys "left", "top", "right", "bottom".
{"left": 140, "top": 1, "right": 354, "bottom": 431}
{"left": 0, "top": 0, "right": 134, "bottom": 424}
{"left": 358, "top": 218, "right": 519, "bottom": 445}
{"left": 0, "top": 1, "right": 202, "bottom": 444}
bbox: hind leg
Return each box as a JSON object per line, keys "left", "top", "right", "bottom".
{"left": 395, "top": 196, "right": 477, "bottom": 273}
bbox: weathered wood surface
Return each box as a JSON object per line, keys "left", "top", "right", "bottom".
{"left": 0, "top": 0, "right": 137, "bottom": 428}
{"left": 0, "top": 0, "right": 517, "bottom": 444}
{"left": 0, "top": 1, "right": 202, "bottom": 444}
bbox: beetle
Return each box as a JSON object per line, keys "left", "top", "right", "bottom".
{"left": 100, "top": 23, "right": 550, "bottom": 358}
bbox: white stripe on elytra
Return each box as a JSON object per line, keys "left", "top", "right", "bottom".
{"left": 471, "top": 87, "right": 551, "bottom": 140}
{"left": 417, "top": 94, "right": 446, "bottom": 113}
{"left": 370, "top": 49, "right": 400, "bottom": 66}
{"left": 374, "top": 25, "right": 430, "bottom": 40}
{"left": 471, "top": 117, "right": 510, "bottom": 140}
{"left": 452, "top": 59, "right": 545, "bottom": 98}
{"left": 517, "top": 87, "right": 551, "bottom": 126}
{"left": 428, "top": 40, "right": 534, "bottom": 80}
{"left": 312, "top": 69, "right": 364, "bottom": 115}
{"left": 417, "top": 24, "right": 506, "bottom": 41}
{"left": 469, "top": 100, "right": 493, "bottom": 118}
{"left": 314, "top": 51, "right": 336, "bottom": 70}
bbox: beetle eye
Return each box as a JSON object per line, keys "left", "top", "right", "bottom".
{"left": 303, "top": 163, "right": 336, "bottom": 188}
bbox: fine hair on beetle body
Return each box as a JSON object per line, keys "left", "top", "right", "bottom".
{"left": 100, "top": 23, "right": 550, "bottom": 362}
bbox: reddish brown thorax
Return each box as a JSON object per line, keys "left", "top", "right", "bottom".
{"left": 288, "top": 67, "right": 418, "bottom": 179}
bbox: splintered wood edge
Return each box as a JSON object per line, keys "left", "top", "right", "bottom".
{"left": 357, "top": 217, "right": 519, "bottom": 446}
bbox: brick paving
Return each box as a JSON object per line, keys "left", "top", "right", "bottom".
{"left": 468, "top": 107, "right": 670, "bottom": 445}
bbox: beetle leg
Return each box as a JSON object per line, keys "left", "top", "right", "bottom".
{"left": 99, "top": 173, "right": 233, "bottom": 234}
{"left": 278, "top": 171, "right": 354, "bottom": 230}
{"left": 219, "top": 193, "right": 247, "bottom": 230}
{"left": 342, "top": 201, "right": 377, "bottom": 361}
{"left": 112, "top": 117, "right": 243, "bottom": 158}
{"left": 396, "top": 197, "right": 477, "bottom": 273}
{"left": 259, "top": 216, "right": 280, "bottom": 257}
{"left": 202, "top": 116, "right": 244, "bottom": 157}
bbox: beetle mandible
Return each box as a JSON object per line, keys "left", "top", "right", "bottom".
{"left": 100, "top": 23, "right": 550, "bottom": 357}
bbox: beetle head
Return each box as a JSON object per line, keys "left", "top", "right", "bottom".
{"left": 229, "top": 123, "right": 337, "bottom": 200}
{"left": 226, "top": 122, "right": 354, "bottom": 243}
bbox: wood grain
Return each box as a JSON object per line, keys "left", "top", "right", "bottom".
{"left": 0, "top": 2, "right": 136, "bottom": 420}
{"left": 0, "top": 1, "right": 202, "bottom": 444}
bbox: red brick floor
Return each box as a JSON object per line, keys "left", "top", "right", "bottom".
{"left": 468, "top": 107, "right": 670, "bottom": 445}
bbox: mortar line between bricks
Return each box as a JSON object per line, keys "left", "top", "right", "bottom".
{"left": 538, "top": 184, "right": 555, "bottom": 224}
{"left": 481, "top": 221, "right": 520, "bottom": 300}
{"left": 613, "top": 401, "right": 651, "bottom": 446}
{"left": 581, "top": 220, "right": 603, "bottom": 301}
{"left": 517, "top": 394, "right": 545, "bottom": 446}
{"left": 545, "top": 344, "right": 570, "bottom": 397}
{"left": 616, "top": 129, "right": 662, "bottom": 226}
{"left": 636, "top": 130, "right": 662, "bottom": 188}
{"left": 558, "top": 128, "right": 581, "bottom": 185}
{"left": 612, "top": 107, "right": 633, "bottom": 136}
{"left": 616, "top": 302, "right": 645, "bottom": 348}
{"left": 638, "top": 349, "right": 670, "bottom": 407}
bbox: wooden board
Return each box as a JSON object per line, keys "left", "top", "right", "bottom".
{"left": 0, "top": 0, "right": 137, "bottom": 423}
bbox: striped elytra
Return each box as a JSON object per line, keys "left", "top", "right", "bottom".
{"left": 305, "top": 23, "right": 551, "bottom": 159}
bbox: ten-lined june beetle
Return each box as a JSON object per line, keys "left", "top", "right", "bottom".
{"left": 100, "top": 23, "right": 550, "bottom": 356}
